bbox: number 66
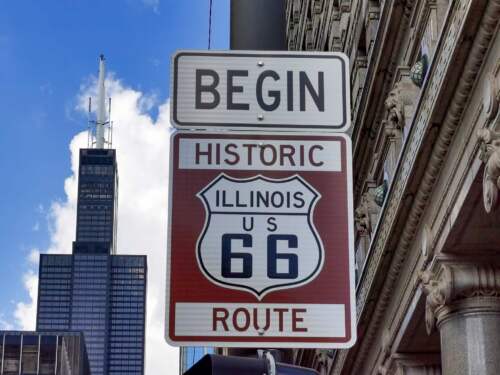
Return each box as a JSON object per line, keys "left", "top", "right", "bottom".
{"left": 221, "top": 233, "right": 298, "bottom": 279}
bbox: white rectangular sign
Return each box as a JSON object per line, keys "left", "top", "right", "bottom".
{"left": 171, "top": 50, "right": 350, "bottom": 131}
{"left": 174, "top": 303, "right": 345, "bottom": 338}
{"left": 178, "top": 138, "right": 341, "bottom": 171}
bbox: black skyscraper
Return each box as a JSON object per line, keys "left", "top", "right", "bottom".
{"left": 36, "top": 57, "right": 147, "bottom": 375}
{"left": 74, "top": 148, "right": 118, "bottom": 254}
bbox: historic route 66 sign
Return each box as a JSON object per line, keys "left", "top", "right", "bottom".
{"left": 197, "top": 174, "right": 324, "bottom": 298}
{"left": 166, "top": 131, "right": 356, "bottom": 348}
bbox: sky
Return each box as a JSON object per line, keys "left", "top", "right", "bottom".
{"left": 0, "top": 1, "right": 229, "bottom": 373}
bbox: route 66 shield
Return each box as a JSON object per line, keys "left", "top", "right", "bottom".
{"left": 196, "top": 173, "right": 324, "bottom": 299}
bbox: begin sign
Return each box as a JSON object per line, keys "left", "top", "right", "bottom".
{"left": 171, "top": 51, "right": 350, "bottom": 131}
{"left": 166, "top": 131, "right": 356, "bottom": 348}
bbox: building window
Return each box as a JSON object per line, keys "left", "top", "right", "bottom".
{"left": 40, "top": 336, "right": 57, "bottom": 374}
{"left": 3, "top": 335, "right": 21, "bottom": 375}
{"left": 21, "top": 335, "right": 39, "bottom": 374}
{"left": 81, "top": 164, "right": 114, "bottom": 176}
{"left": 355, "top": 234, "right": 370, "bottom": 284}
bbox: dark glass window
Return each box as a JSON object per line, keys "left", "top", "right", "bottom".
{"left": 3, "top": 335, "right": 21, "bottom": 374}
{"left": 21, "top": 335, "right": 39, "bottom": 374}
{"left": 40, "top": 336, "right": 57, "bottom": 374}
{"left": 75, "top": 151, "right": 117, "bottom": 250}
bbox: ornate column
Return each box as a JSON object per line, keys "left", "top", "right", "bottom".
{"left": 421, "top": 264, "right": 500, "bottom": 375}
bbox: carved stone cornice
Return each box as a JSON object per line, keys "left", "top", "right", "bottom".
{"left": 421, "top": 264, "right": 500, "bottom": 334}
{"left": 477, "top": 129, "right": 500, "bottom": 213}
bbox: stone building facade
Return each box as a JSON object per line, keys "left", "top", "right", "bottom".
{"left": 286, "top": 0, "right": 500, "bottom": 374}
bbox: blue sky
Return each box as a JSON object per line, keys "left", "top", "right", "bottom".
{"left": 0, "top": 0, "right": 229, "bottom": 370}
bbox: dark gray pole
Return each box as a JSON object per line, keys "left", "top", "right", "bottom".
{"left": 229, "top": 0, "right": 291, "bottom": 368}
{"left": 230, "top": 0, "right": 286, "bottom": 50}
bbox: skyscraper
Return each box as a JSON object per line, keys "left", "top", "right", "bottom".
{"left": 36, "top": 56, "right": 147, "bottom": 375}
{"left": 74, "top": 148, "right": 118, "bottom": 254}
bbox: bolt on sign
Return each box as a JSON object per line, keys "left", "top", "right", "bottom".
{"left": 170, "top": 50, "right": 350, "bottom": 131}
{"left": 166, "top": 131, "right": 356, "bottom": 348}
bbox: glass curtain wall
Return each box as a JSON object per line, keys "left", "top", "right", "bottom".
{"left": 37, "top": 255, "right": 72, "bottom": 331}
{"left": 70, "top": 254, "right": 110, "bottom": 375}
{"left": 108, "top": 256, "right": 147, "bottom": 375}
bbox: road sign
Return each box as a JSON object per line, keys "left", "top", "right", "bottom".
{"left": 166, "top": 131, "right": 356, "bottom": 348}
{"left": 170, "top": 50, "right": 350, "bottom": 131}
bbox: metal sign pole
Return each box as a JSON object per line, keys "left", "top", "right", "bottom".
{"left": 230, "top": 1, "right": 286, "bottom": 368}
{"left": 230, "top": 0, "right": 286, "bottom": 51}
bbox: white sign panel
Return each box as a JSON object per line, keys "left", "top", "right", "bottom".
{"left": 178, "top": 138, "right": 342, "bottom": 171}
{"left": 197, "top": 174, "right": 323, "bottom": 298}
{"left": 174, "top": 303, "right": 345, "bottom": 338}
{"left": 171, "top": 50, "right": 350, "bottom": 131}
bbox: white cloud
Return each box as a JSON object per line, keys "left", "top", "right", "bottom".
{"left": 28, "top": 248, "right": 41, "bottom": 265}
{"left": 14, "top": 75, "right": 179, "bottom": 373}
{"left": 14, "top": 271, "right": 38, "bottom": 330}
{"left": 0, "top": 313, "right": 14, "bottom": 330}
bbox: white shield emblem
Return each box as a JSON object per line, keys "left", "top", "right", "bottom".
{"left": 196, "top": 174, "right": 324, "bottom": 299}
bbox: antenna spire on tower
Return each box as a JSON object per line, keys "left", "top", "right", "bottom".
{"left": 95, "top": 54, "right": 107, "bottom": 149}
{"left": 88, "top": 55, "right": 113, "bottom": 149}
